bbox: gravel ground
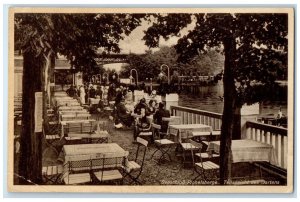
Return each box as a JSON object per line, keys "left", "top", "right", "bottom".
{"left": 14, "top": 114, "right": 286, "bottom": 186}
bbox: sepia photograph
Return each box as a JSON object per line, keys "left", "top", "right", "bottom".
{"left": 8, "top": 7, "right": 294, "bottom": 193}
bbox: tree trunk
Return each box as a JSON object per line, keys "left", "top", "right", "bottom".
{"left": 232, "top": 107, "right": 241, "bottom": 140}
{"left": 42, "top": 52, "right": 52, "bottom": 132}
{"left": 18, "top": 51, "right": 43, "bottom": 184}
{"left": 219, "top": 37, "right": 237, "bottom": 185}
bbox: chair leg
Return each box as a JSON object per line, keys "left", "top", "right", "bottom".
{"left": 157, "top": 146, "right": 173, "bottom": 164}
{"left": 124, "top": 172, "right": 142, "bottom": 185}
{"left": 149, "top": 147, "right": 161, "bottom": 160}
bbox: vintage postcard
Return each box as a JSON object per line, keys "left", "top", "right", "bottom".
{"left": 8, "top": 7, "right": 294, "bottom": 193}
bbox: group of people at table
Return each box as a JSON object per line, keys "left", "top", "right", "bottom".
{"left": 108, "top": 96, "right": 171, "bottom": 144}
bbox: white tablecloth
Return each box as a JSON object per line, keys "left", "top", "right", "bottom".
{"left": 168, "top": 124, "right": 212, "bottom": 142}
{"left": 61, "top": 143, "right": 127, "bottom": 162}
{"left": 207, "top": 139, "right": 278, "bottom": 166}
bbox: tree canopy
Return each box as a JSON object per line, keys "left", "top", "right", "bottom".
{"left": 120, "top": 46, "right": 224, "bottom": 81}
{"left": 15, "top": 13, "right": 146, "bottom": 184}
{"left": 15, "top": 13, "right": 146, "bottom": 72}
{"left": 143, "top": 13, "right": 288, "bottom": 184}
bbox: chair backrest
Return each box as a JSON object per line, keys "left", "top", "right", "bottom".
{"left": 151, "top": 123, "right": 162, "bottom": 140}
{"left": 81, "top": 122, "right": 94, "bottom": 133}
{"left": 65, "top": 122, "right": 94, "bottom": 134}
{"left": 67, "top": 154, "right": 92, "bottom": 173}
{"left": 76, "top": 114, "right": 91, "bottom": 120}
{"left": 189, "top": 139, "right": 204, "bottom": 165}
{"left": 92, "top": 151, "right": 128, "bottom": 181}
{"left": 61, "top": 114, "right": 76, "bottom": 121}
{"left": 97, "top": 121, "right": 109, "bottom": 131}
{"left": 135, "top": 137, "right": 148, "bottom": 169}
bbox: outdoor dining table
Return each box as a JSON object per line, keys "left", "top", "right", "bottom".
{"left": 58, "top": 106, "right": 84, "bottom": 111}
{"left": 60, "top": 114, "right": 91, "bottom": 122}
{"left": 59, "top": 109, "right": 88, "bottom": 114}
{"left": 58, "top": 143, "right": 128, "bottom": 169}
{"left": 168, "top": 123, "right": 213, "bottom": 143}
{"left": 54, "top": 93, "right": 68, "bottom": 97}
{"left": 88, "top": 98, "right": 100, "bottom": 105}
{"left": 60, "top": 119, "right": 97, "bottom": 137}
{"left": 207, "top": 139, "right": 278, "bottom": 165}
{"left": 162, "top": 116, "right": 181, "bottom": 124}
{"left": 60, "top": 119, "right": 96, "bottom": 126}
{"left": 206, "top": 139, "right": 279, "bottom": 181}
{"left": 57, "top": 100, "right": 80, "bottom": 106}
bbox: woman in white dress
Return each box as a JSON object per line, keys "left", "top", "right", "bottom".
{"left": 79, "top": 85, "right": 86, "bottom": 105}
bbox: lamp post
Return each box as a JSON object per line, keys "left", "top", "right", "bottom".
{"left": 130, "top": 69, "right": 138, "bottom": 86}
{"left": 160, "top": 64, "right": 170, "bottom": 85}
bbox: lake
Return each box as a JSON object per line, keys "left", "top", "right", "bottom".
{"left": 177, "top": 83, "right": 288, "bottom": 117}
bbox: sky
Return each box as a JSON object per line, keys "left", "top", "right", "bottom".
{"left": 106, "top": 17, "right": 196, "bottom": 72}
{"left": 118, "top": 17, "right": 196, "bottom": 54}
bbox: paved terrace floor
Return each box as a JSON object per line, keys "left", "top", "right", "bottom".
{"left": 13, "top": 113, "right": 287, "bottom": 186}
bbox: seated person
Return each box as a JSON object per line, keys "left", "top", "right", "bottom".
{"left": 153, "top": 102, "right": 171, "bottom": 134}
{"left": 89, "top": 86, "right": 96, "bottom": 98}
{"left": 133, "top": 107, "right": 151, "bottom": 141}
{"left": 96, "top": 86, "right": 103, "bottom": 99}
{"left": 96, "top": 99, "right": 105, "bottom": 114}
{"left": 134, "top": 98, "right": 149, "bottom": 115}
{"left": 148, "top": 99, "right": 157, "bottom": 115}
{"left": 115, "top": 88, "right": 124, "bottom": 106}
{"left": 115, "top": 98, "right": 134, "bottom": 128}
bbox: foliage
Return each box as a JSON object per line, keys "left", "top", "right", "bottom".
{"left": 142, "top": 13, "right": 288, "bottom": 184}
{"left": 15, "top": 13, "right": 146, "bottom": 73}
{"left": 14, "top": 13, "right": 146, "bottom": 184}
{"left": 120, "top": 46, "right": 224, "bottom": 81}
{"left": 143, "top": 13, "right": 288, "bottom": 106}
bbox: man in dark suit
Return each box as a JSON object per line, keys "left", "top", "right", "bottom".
{"left": 153, "top": 102, "right": 171, "bottom": 134}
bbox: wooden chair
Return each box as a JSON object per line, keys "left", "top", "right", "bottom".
{"left": 150, "top": 123, "right": 175, "bottom": 164}
{"left": 189, "top": 139, "right": 219, "bottom": 182}
{"left": 91, "top": 152, "right": 128, "bottom": 185}
{"left": 179, "top": 137, "right": 200, "bottom": 168}
{"left": 61, "top": 155, "right": 92, "bottom": 185}
{"left": 42, "top": 164, "right": 64, "bottom": 184}
{"left": 122, "top": 137, "right": 148, "bottom": 185}
{"left": 135, "top": 120, "right": 152, "bottom": 142}
{"left": 42, "top": 126, "right": 61, "bottom": 156}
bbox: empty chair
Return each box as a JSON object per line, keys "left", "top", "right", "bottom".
{"left": 42, "top": 164, "right": 64, "bottom": 184}
{"left": 122, "top": 137, "right": 148, "bottom": 185}
{"left": 61, "top": 155, "right": 92, "bottom": 185}
{"left": 92, "top": 151, "right": 128, "bottom": 185}
{"left": 189, "top": 139, "right": 219, "bottom": 182}
{"left": 150, "top": 123, "right": 176, "bottom": 164}
{"left": 42, "top": 126, "right": 61, "bottom": 156}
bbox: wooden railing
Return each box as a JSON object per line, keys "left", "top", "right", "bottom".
{"left": 169, "top": 106, "right": 222, "bottom": 130}
{"left": 246, "top": 121, "right": 288, "bottom": 170}
{"left": 170, "top": 105, "right": 289, "bottom": 170}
